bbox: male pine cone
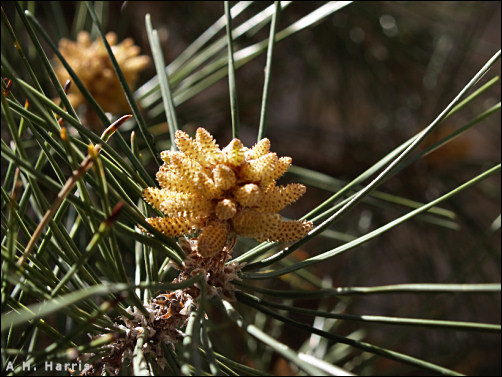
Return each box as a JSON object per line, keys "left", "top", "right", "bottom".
{"left": 142, "top": 128, "right": 313, "bottom": 257}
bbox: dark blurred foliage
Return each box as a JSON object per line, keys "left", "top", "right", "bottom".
{"left": 2, "top": 1, "right": 500, "bottom": 375}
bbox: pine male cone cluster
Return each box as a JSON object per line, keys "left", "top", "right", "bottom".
{"left": 142, "top": 128, "right": 313, "bottom": 257}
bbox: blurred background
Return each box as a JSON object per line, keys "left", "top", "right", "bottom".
{"left": 3, "top": 1, "right": 500, "bottom": 375}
